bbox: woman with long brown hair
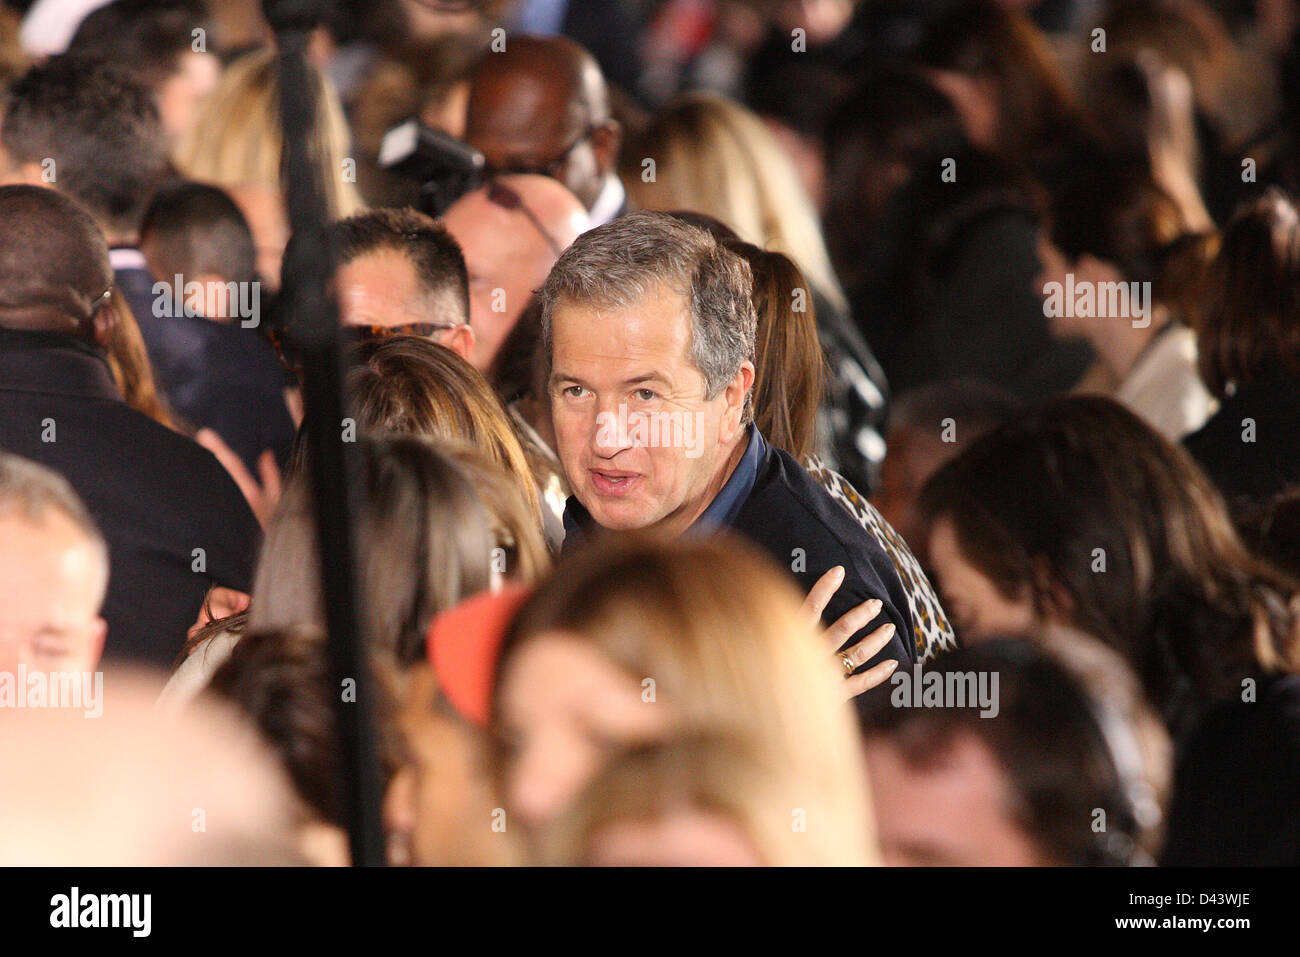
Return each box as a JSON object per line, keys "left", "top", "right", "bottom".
{"left": 1184, "top": 189, "right": 1300, "bottom": 517}
{"left": 918, "top": 394, "right": 1300, "bottom": 864}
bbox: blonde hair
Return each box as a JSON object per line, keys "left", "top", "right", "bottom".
{"left": 348, "top": 335, "right": 544, "bottom": 526}
{"left": 621, "top": 92, "right": 847, "bottom": 313}
{"left": 435, "top": 441, "right": 551, "bottom": 586}
{"left": 497, "top": 533, "right": 877, "bottom": 865}
{"left": 174, "top": 48, "right": 364, "bottom": 221}
{"left": 539, "top": 734, "right": 818, "bottom": 866}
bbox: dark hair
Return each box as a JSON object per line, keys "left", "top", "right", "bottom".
{"left": 918, "top": 396, "right": 1300, "bottom": 714}
{"left": 0, "top": 185, "right": 113, "bottom": 329}
{"left": 140, "top": 181, "right": 258, "bottom": 285}
{"left": 207, "top": 626, "right": 399, "bottom": 828}
{"left": 67, "top": 0, "right": 210, "bottom": 91}
{"left": 1046, "top": 159, "right": 1188, "bottom": 287}
{"left": 326, "top": 207, "right": 470, "bottom": 323}
{"left": 1, "top": 55, "right": 168, "bottom": 235}
{"left": 1195, "top": 189, "right": 1300, "bottom": 398}
{"left": 912, "top": 1, "right": 1095, "bottom": 167}
{"left": 487, "top": 295, "right": 544, "bottom": 403}
{"left": 860, "top": 635, "right": 1170, "bottom": 865}
{"left": 888, "top": 378, "right": 1021, "bottom": 438}
{"left": 824, "top": 65, "right": 968, "bottom": 269}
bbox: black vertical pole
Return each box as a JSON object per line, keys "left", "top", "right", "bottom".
{"left": 262, "top": 0, "right": 385, "bottom": 865}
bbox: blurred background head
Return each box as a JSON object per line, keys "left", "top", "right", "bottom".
{"left": 861, "top": 632, "right": 1170, "bottom": 866}
{"left": 322, "top": 207, "right": 475, "bottom": 360}
{"left": 918, "top": 396, "right": 1300, "bottom": 717}
{"left": 440, "top": 173, "right": 589, "bottom": 371}
{"left": 489, "top": 533, "right": 875, "bottom": 863}
{"left": 465, "top": 34, "right": 621, "bottom": 215}
{"left": 0, "top": 671, "right": 298, "bottom": 865}
{"left": 0, "top": 453, "right": 109, "bottom": 676}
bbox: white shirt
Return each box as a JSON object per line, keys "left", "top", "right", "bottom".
{"left": 587, "top": 174, "right": 626, "bottom": 228}
{"left": 1117, "top": 324, "right": 1218, "bottom": 442}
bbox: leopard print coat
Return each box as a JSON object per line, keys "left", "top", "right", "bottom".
{"left": 806, "top": 456, "right": 957, "bottom": 663}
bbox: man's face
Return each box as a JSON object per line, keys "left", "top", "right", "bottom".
{"left": 549, "top": 284, "right": 751, "bottom": 536}
{"left": 0, "top": 513, "right": 106, "bottom": 675}
{"left": 865, "top": 731, "right": 1051, "bottom": 866}
{"left": 465, "top": 76, "right": 604, "bottom": 210}
{"left": 334, "top": 249, "right": 473, "bottom": 358}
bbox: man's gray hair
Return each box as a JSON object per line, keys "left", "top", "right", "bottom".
{"left": 537, "top": 211, "right": 757, "bottom": 415}
{"left": 0, "top": 452, "right": 109, "bottom": 603}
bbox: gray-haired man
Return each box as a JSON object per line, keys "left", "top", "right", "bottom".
{"left": 542, "top": 211, "right": 916, "bottom": 696}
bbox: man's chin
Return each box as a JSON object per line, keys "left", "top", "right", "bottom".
{"left": 582, "top": 496, "right": 656, "bottom": 533}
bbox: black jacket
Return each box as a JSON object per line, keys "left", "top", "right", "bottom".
{"left": 728, "top": 441, "right": 916, "bottom": 678}
{"left": 1183, "top": 372, "right": 1300, "bottom": 520}
{"left": 562, "top": 432, "right": 915, "bottom": 714}
{"left": 0, "top": 331, "right": 261, "bottom": 667}
{"left": 1161, "top": 673, "right": 1300, "bottom": 866}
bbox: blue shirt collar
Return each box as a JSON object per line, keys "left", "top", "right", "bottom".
{"left": 562, "top": 427, "right": 767, "bottom": 548}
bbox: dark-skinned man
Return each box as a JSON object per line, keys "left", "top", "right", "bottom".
{"left": 464, "top": 34, "right": 628, "bottom": 226}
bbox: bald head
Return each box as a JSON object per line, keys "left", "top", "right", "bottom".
{"left": 465, "top": 36, "right": 619, "bottom": 211}
{"left": 0, "top": 185, "right": 111, "bottom": 339}
{"left": 441, "top": 174, "right": 589, "bottom": 370}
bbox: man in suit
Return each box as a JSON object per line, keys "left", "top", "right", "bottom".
{"left": 0, "top": 186, "right": 260, "bottom": 667}
{"left": 541, "top": 211, "right": 915, "bottom": 703}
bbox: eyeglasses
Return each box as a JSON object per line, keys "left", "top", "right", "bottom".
{"left": 485, "top": 179, "right": 564, "bottom": 257}
{"left": 348, "top": 322, "right": 463, "bottom": 341}
{"left": 483, "top": 124, "right": 597, "bottom": 182}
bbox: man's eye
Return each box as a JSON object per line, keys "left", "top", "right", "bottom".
{"left": 563, "top": 385, "right": 586, "bottom": 398}
{"left": 634, "top": 389, "right": 656, "bottom": 401}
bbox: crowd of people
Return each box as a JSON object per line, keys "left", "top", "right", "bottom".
{"left": 0, "top": 0, "right": 1298, "bottom": 867}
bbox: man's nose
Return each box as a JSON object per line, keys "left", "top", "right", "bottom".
{"left": 590, "top": 395, "right": 631, "bottom": 458}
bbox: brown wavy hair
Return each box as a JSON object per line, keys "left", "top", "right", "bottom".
{"left": 919, "top": 395, "right": 1300, "bottom": 715}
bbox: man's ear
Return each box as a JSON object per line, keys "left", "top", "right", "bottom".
{"left": 90, "top": 303, "right": 117, "bottom": 349}
{"left": 720, "top": 361, "right": 756, "bottom": 444}
{"left": 590, "top": 119, "right": 622, "bottom": 176}
{"left": 439, "top": 323, "right": 476, "bottom": 364}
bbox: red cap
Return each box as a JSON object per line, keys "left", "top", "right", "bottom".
{"left": 426, "top": 584, "right": 533, "bottom": 727}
